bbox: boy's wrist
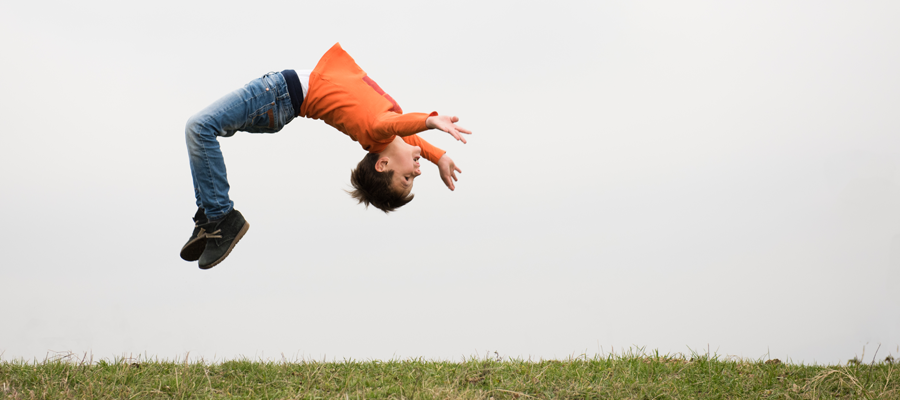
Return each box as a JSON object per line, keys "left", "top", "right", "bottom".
{"left": 424, "top": 112, "right": 440, "bottom": 130}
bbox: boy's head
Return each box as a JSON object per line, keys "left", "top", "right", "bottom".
{"left": 349, "top": 137, "right": 422, "bottom": 213}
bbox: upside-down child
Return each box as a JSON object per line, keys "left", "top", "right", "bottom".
{"left": 181, "top": 43, "right": 471, "bottom": 269}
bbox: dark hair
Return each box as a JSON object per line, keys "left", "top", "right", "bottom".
{"left": 349, "top": 153, "right": 414, "bottom": 213}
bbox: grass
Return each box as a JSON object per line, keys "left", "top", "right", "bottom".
{"left": 1, "top": 351, "right": 897, "bottom": 399}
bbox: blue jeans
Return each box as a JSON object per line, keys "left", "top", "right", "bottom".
{"left": 185, "top": 72, "right": 295, "bottom": 220}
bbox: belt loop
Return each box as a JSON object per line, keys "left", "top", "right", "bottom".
{"left": 263, "top": 73, "right": 277, "bottom": 97}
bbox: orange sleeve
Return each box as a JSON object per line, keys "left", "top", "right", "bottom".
{"left": 402, "top": 134, "right": 446, "bottom": 165}
{"left": 372, "top": 111, "right": 438, "bottom": 141}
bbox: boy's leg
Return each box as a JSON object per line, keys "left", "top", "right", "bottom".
{"left": 183, "top": 72, "right": 295, "bottom": 267}
{"left": 184, "top": 103, "right": 237, "bottom": 221}
{"left": 185, "top": 72, "right": 295, "bottom": 217}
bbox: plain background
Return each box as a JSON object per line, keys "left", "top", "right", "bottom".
{"left": 1, "top": 1, "right": 899, "bottom": 365}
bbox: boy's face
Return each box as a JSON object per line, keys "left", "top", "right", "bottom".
{"left": 376, "top": 137, "right": 422, "bottom": 197}
{"left": 390, "top": 145, "right": 422, "bottom": 197}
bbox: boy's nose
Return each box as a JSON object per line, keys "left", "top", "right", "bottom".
{"left": 414, "top": 168, "right": 422, "bottom": 176}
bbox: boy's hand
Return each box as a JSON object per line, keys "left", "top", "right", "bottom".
{"left": 426, "top": 115, "right": 472, "bottom": 144}
{"left": 437, "top": 154, "right": 462, "bottom": 191}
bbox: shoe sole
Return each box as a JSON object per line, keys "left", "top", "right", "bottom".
{"left": 199, "top": 221, "right": 250, "bottom": 270}
{"left": 180, "top": 236, "right": 207, "bottom": 262}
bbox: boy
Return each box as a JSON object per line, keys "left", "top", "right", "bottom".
{"left": 181, "top": 43, "right": 471, "bottom": 270}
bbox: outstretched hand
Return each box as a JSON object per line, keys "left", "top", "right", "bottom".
{"left": 437, "top": 154, "right": 462, "bottom": 191}
{"left": 426, "top": 115, "right": 472, "bottom": 143}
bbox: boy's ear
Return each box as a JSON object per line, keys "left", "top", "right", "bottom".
{"left": 375, "top": 156, "right": 390, "bottom": 172}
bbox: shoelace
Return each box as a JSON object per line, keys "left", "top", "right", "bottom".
{"left": 193, "top": 224, "right": 222, "bottom": 240}
{"left": 195, "top": 221, "right": 222, "bottom": 240}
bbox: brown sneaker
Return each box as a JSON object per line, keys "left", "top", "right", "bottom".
{"left": 198, "top": 209, "right": 249, "bottom": 270}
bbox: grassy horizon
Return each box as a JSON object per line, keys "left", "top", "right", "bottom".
{"left": 1, "top": 350, "right": 897, "bottom": 399}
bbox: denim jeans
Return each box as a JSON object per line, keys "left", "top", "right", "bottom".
{"left": 185, "top": 72, "right": 295, "bottom": 220}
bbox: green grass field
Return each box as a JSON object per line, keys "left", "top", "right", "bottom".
{"left": 1, "top": 351, "right": 897, "bottom": 399}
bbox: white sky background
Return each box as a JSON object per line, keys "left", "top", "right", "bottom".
{"left": 1, "top": 1, "right": 899, "bottom": 365}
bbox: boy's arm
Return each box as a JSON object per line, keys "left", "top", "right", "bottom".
{"left": 402, "top": 135, "right": 462, "bottom": 191}
{"left": 401, "top": 135, "right": 445, "bottom": 164}
{"left": 373, "top": 112, "right": 472, "bottom": 142}
{"left": 372, "top": 112, "right": 435, "bottom": 140}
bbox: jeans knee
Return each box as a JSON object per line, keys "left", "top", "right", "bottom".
{"left": 185, "top": 113, "right": 217, "bottom": 148}
{"left": 185, "top": 114, "right": 204, "bottom": 138}
{"left": 184, "top": 116, "right": 208, "bottom": 157}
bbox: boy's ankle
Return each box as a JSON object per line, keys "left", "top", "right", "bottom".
{"left": 193, "top": 207, "right": 208, "bottom": 224}
{"left": 204, "top": 208, "right": 233, "bottom": 224}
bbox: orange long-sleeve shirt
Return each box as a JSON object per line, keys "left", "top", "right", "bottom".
{"left": 299, "top": 43, "right": 446, "bottom": 164}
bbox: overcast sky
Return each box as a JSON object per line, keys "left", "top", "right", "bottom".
{"left": 2, "top": 1, "right": 899, "bottom": 365}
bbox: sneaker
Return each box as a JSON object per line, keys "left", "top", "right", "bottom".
{"left": 180, "top": 208, "right": 208, "bottom": 262}
{"left": 198, "top": 209, "right": 249, "bottom": 270}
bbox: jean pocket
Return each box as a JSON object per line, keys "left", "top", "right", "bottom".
{"left": 249, "top": 102, "right": 276, "bottom": 131}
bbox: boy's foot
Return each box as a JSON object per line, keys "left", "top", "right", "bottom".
{"left": 180, "top": 208, "right": 208, "bottom": 262}
{"left": 198, "top": 209, "right": 249, "bottom": 270}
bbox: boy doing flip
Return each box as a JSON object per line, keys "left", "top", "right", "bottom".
{"left": 181, "top": 43, "right": 471, "bottom": 269}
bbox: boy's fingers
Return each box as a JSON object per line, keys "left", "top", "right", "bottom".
{"left": 444, "top": 171, "right": 456, "bottom": 190}
{"left": 454, "top": 130, "right": 467, "bottom": 144}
